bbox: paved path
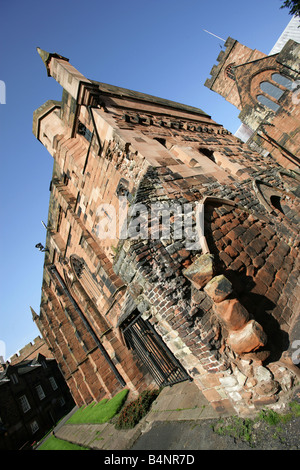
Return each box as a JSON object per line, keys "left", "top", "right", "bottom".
{"left": 51, "top": 381, "right": 232, "bottom": 450}
{"left": 37, "top": 382, "right": 300, "bottom": 451}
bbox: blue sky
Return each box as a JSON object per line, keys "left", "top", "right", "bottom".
{"left": 0, "top": 0, "right": 293, "bottom": 360}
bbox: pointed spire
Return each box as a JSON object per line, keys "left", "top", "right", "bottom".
{"left": 30, "top": 306, "right": 39, "bottom": 322}
{"left": 36, "top": 47, "right": 69, "bottom": 76}
{"left": 37, "top": 47, "right": 50, "bottom": 65}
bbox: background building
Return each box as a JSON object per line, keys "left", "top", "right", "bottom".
{"left": 269, "top": 15, "right": 300, "bottom": 55}
{"left": 7, "top": 334, "right": 53, "bottom": 366}
{"left": 32, "top": 48, "right": 300, "bottom": 416}
{"left": 0, "top": 353, "right": 75, "bottom": 450}
{"left": 205, "top": 17, "right": 300, "bottom": 169}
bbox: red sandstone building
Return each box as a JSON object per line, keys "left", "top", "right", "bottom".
{"left": 8, "top": 335, "right": 53, "bottom": 366}
{"left": 32, "top": 48, "right": 300, "bottom": 415}
{"left": 205, "top": 36, "right": 300, "bottom": 170}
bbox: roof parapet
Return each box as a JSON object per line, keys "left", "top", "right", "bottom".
{"left": 204, "top": 37, "right": 237, "bottom": 90}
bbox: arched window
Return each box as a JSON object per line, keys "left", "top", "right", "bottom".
{"left": 260, "top": 82, "right": 284, "bottom": 100}
{"left": 225, "top": 63, "right": 235, "bottom": 80}
{"left": 270, "top": 195, "right": 284, "bottom": 214}
{"left": 257, "top": 94, "right": 280, "bottom": 112}
{"left": 199, "top": 148, "right": 216, "bottom": 162}
{"left": 253, "top": 180, "right": 297, "bottom": 221}
{"left": 70, "top": 255, "right": 103, "bottom": 303}
{"left": 272, "top": 73, "right": 293, "bottom": 91}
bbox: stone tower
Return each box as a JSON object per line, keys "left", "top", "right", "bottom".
{"left": 32, "top": 49, "right": 300, "bottom": 413}
{"left": 205, "top": 37, "right": 300, "bottom": 169}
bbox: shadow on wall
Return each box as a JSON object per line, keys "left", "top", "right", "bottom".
{"left": 204, "top": 202, "right": 290, "bottom": 364}
{"left": 227, "top": 270, "right": 289, "bottom": 363}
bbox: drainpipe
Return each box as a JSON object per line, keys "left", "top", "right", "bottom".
{"left": 48, "top": 265, "right": 126, "bottom": 387}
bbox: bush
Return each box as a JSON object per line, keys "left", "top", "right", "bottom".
{"left": 115, "top": 389, "right": 160, "bottom": 430}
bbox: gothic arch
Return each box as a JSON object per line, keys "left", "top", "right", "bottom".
{"left": 253, "top": 179, "right": 299, "bottom": 222}
{"left": 70, "top": 255, "right": 104, "bottom": 305}
{"left": 224, "top": 63, "right": 235, "bottom": 80}
{"left": 198, "top": 196, "right": 240, "bottom": 254}
{"left": 278, "top": 169, "right": 300, "bottom": 197}
{"left": 69, "top": 254, "right": 112, "bottom": 333}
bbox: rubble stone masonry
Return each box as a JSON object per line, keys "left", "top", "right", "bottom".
{"left": 32, "top": 49, "right": 300, "bottom": 415}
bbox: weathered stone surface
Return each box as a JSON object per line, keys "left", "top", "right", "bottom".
{"left": 240, "top": 350, "right": 271, "bottom": 364}
{"left": 253, "top": 395, "right": 278, "bottom": 406}
{"left": 32, "top": 48, "right": 300, "bottom": 415}
{"left": 127, "top": 282, "right": 143, "bottom": 299}
{"left": 214, "top": 298, "right": 249, "bottom": 331}
{"left": 254, "top": 380, "right": 279, "bottom": 397}
{"left": 253, "top": 367, "right": 280, "bottom": 397}
{"left": 234, "top": 358, "right": 254, "bottom": 379}
{"left": 268, "top": 363, "right": 295, "bottom": 392}
{"left": 204, "top": 275, "right": 233, "bottom": 303}
{"left": 254, "top": 365, "right": 272, "bottom": 383}
{"left": 227, "top": 320, "right": 267, "bottom": 355}
{"left": 183, "top": 254, "right": 215, "bottom": 289}
{"left": 219, "top": 376, "right": 238, "bottom": 388}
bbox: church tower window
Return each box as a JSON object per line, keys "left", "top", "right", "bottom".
{"left": 271, "top": 73, "right": 293, "bottom": 91}
{"left": 225, "top": 63, "right": 235, "bottom": 80}
{"left": 260, "top": 81, "right": 284, "bottom": 101}
{"left": 257, "top": 94, "right": 280, "bottom": 112}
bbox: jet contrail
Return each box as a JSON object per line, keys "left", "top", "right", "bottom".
{"left": 203, "top": 30, "right": 226, "bottom": 42}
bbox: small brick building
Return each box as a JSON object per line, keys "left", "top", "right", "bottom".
{"left": 8, "top": 334, "right": 53, "bottom": 366}
{"left": 0, "top": 354, "right": 75, "bottom": 450}
{"left": 205, "top": 36, "right": 300, "bottom": 170}
{"left": 32, "top": 48, "right": 300, "bottom": 416}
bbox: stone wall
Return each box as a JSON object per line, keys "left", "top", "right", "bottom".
{"left": 205, "top": 37, "right": 300, "bottom": 170}
{"left": 9, "top": 336, "right": 52, "bottom": 365}
{"left": 112, "top": 160, "right": 299, "bottom": 413}
{"left": 33, "top": 50, "right": 300, "bottom": 414}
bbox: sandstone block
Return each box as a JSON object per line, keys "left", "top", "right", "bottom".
{"left": 254, "top": 380, "right": 279, "bottom": 397}
{"left": 127, "top": 282, "right": 143, "bottom": 299}
{"left": 219, "top": 376, "right": 238, "bottom": 388}
{"left": 267, "top": 363, "right": 295, "bottom": 392}
{"left": 227, "top": 320, "right": 267, "bottom": 355}
{"left": 253, "top": 395, "right": 278, "bottom": 406}
{"left": 183, "top": 253, "right": 215, "bottom": 289}
{"left": 240, "top": 350, "right": 270, "bottom": 364}
{"left": 204, "top": 275, "right": 233, "bottom": 303}
{"left": 214, "top": 298, "right": 249, "bottom": 331}
{"left": 254, "top": 365, "right": 272, "bottom": 383}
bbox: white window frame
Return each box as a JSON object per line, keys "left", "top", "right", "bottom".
{"left": 19, "top": 395, "right": 31, "bottom": 413}
{"left": 35, "top": 384, "right": 46, "bottom": 400}
{"left": 49, "top": 376, "right": 58, "bottom": 391}
{"left": 58, "top": 396, "right": 66, "bottom": 407}
{"left": 30, "top": 420, "right": 39, "bottom": 434}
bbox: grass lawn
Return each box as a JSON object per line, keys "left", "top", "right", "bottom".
{"left": 38, "top": 435, "right": 89, "bottom": 450}
{"left": 37, "top": 389, "right": 129, "bottom": 450}
{"left": 66, "top": 389, "right": 129, "bottom": 424}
